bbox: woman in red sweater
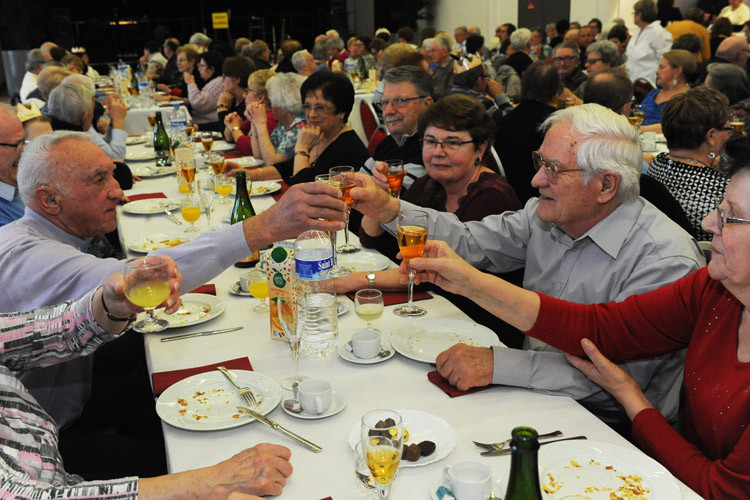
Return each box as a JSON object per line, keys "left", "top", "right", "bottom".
{"left": 407, "top": 133, "right": 750, "bottom": 499}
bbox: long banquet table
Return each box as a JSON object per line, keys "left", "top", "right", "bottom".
{"left": 117, "top": 143, "right": 701, "bottom": 499}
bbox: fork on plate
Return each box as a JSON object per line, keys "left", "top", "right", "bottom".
{"left": 473, "top": 429, "right": 562, "bottom": 451}
{"left": 217, "top": 366, "right": 258, "bottom": 406}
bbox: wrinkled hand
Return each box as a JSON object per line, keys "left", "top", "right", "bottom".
{"left": 107, "top": 98, "right": 128, "bottom": 122}
{"left": 225, "top": 112, "right": 243, "bottom": 129}
{"left": 218, "top": 91, "right": 233, "bottom": 108}
{"left": 348, "top": 173, "right": 399, "bottom": 221}
{"left": 436, "top": 344, "right": 494, "bottom": 391}
{"left": 223, "top": 161, "right": 244, "bottom": 177}
{"left": 104, "top": 256, "right": 182, "bottom": 318}
{"left": 404, "top": 240, "right": 478, "bottom": 297}
{"left": 247, "top": 102, "right": 267, "bottom": 127}
{"left": 371, "top": 161, "right": 390, "bottom": 191}
{"left": 263, "top": 182, "right": 346, "bottom": 239}
{"left": 209, "top": 443, "right": 293, "bottom": 498}
{"left": 96, "top": 117, "right": 109, "bottom": 136}
{"left": 486, "top": 78, "right": 502, "bottom": 98}
{"left": 183, "top": 72, "right": 195, "bottom": 85}
{"left": 296, "top": 125, "right": 323, "bottom": 151}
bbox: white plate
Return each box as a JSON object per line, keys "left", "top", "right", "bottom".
{"left": 229, "top": 156, "right": 265, "bottom": 168}
{"left": 429, "top": 478, "right": 504, "bottom": 500}
{"left": 145, "top": 293, "right": 225, "bottom": 328}
{"left": 130, "top": 165, "right": 178, "bottom": 178}
{"left": 539, "top": 440, "right": 680, "bottom": 499}
{"left": 338, "top": 335, "right": 394, "bottom": 364}
{"left": 126, "top": 135, "right": 146, "bottom": 145}
{"left": 122, "top": 198, "right": 178, "bottom": 214}
{"left": 347, "top": 409, "right": 456, "bottom": 468}
{"left": 125, "top": 149, "right": 156, "bottom": 161}
{"left": 155, "top": 370, "right": 282, "bottom": 431}
{"left": 337, "top": 251, "right": 392, "bottom": 273}
{"left": 211, "top": 140, "right": 236, "bottom": 152}
{"left": 230, "top": 181, "right": 282, "bottom": 197}
{"left": 127, "top": 233, "right": 194, "bottom": 253}
{"left": 390, "top": 319, "right": 501, "bottom": 364}
{"left": 281, "top": 389, "right": 347, "bottom": 419}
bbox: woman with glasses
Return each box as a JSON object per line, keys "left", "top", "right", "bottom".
{"left": 224, "top": 69, "right": 278, "bottom": 157}
{"left": 640, "top": 50, "right": 696, "bottom": 131}
{"left": 409, "top": 133, "right": 750, "bottom": 498}
{"left": 185, "top": 50, "right": 225, "bottom": 125}
{"left": 156, "top": 45, "right": 201, "bottom": 98}
{"left": 234, "top": 71, "right": 369, "bottom": 185}
{"left": 646, "top": 86, "right": 731, "bottom": 240}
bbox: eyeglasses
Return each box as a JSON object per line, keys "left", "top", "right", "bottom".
{"left": 714, "top": 197, "right": 750, "bottom": 231}
{"left": 553, "top": 55, "right": 578, "bottom": 63}
{"left": 303, "top": 103, "right": 335, "bottom": 114}
{"left": 532, "top": 150, "right": 585, "bottom": 183}
{"left": 419, "top": 137, "right": 473, "bottom": 151}
{"left": 0, "top": 138, "right": 28, "bottom": 151}
{"left": 381, "top": 96, "right": 427, "bottom": 109}
{"left": 585, "top": 57, "right": 604, "bottom": 65}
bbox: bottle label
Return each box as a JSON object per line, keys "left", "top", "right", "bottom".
{"left": 169, "top": 119, "right": 188, "bottom": 131}
{"left": 295, "top": 256, "right": 333, "bottom": 281}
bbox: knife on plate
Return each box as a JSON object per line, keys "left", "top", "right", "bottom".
{"left": 160, "top": 326, "right": 242, "bottom": 342}
{"left": 481, "top": 435, "right": 587, "bottom": 456}
{"left": 237, "top": 405, "right": 322, "bottom": 453}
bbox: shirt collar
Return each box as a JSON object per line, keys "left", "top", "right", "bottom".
{"left": 0, "top": 181, "right": 15, "bottom": 202}
{"left": 393, "top": 130, "right": 418, "bottom": 147}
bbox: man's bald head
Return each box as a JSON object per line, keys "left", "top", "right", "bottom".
{"left": 716, "top": 36, "right": 750, "bottom": 67}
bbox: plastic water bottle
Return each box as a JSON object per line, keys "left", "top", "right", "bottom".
{"left": 168, "top": 103, "right": 188, "bottom": 145}
{"left": 294, "top": 230, "right": 338, "bottom": 356}
{"left": 138, "top": 73, "right": 153, "bottom": 105}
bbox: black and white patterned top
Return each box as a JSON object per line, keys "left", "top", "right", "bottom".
{"left": 648, "top": 152, "right": 730, "bottom": 241}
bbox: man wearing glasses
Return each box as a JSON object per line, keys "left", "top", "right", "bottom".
{"left": 361, "top": 66, "right": 433, "bottom": 191}
{"left": 352, "top": 104, "right": 704, "bottom": 435}
{"left": 553, "top": 42, "right": 587, "bottom": 91}
{"left": 0, "top": 105, "right": 26, "bottom": 227}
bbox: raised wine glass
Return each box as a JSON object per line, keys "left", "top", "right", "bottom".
{"left": 278, "top": 291, "right": 307, "bottom": 390}
{"left": 383, "top": 159, "right": 405, "bottom": 198}
{"left": 361, "top": 409, "right": 403, "bottom": 500}
{"left": 124, "top": 256, "right": 172, "bottom": 333}
{"left": 355, "top": 288, "right": 383, "bottom": 331}
{"left": 330, "top": 166, "right": 360, "bottom": 253}
{"left": 196, "top": 178, "right": 214, "bottom": 228}
{"left": 394, "top": 209, "right": 428, "bottom": 317}
{"left": 314, "top": 173, "right": 350, "bottom": 277}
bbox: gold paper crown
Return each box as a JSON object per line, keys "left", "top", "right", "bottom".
{"left": 71, "top": 46, "right": 86, "bottom": 54}
{"left": 16, "top": 102, "right": 42, "bottom": 123}
{"left": 453, "top": 55, "right": 483, "bottom": 74}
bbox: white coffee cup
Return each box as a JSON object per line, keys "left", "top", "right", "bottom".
{"left": 443, "top": 461, "right": 492, "bottom": 500}
{"left": 297, "top": 379, "right": 332, "bottom": 414}
{"left": 351, "top": 329, "right": 381, "bottom": 359}
{"left": 238, "top": 271, "right": 253, "bottom": 293}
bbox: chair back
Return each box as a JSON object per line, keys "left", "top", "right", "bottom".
{"left": 485, "top": 145, "right": 506, "bottom": 177}
{"left": 633, "top": 78, "right": 655, "bottom": 104}
{"left": 367, "top": 127, "right": 388, "bottom": 155}
{"left": 360, "top": 99, "right": 381, "bottom": 142}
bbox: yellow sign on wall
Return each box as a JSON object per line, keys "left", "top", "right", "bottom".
{"left": 212, "top": 12, "right": 229, "bottom": 29}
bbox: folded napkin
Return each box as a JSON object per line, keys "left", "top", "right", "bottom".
{"left": 346, "top": 290, "right": 432, "bottom": 307}
{"left": 126, "top": 192, "right": 167, "bottom": 202}
{"left": 189, "top": 284, "right": 216, "bottom": 295}
{"left": 427, "top": 370, "right": 497, "bottom": 398}
{"left": 152, "top": 357, "right": 253, "bottom": 397}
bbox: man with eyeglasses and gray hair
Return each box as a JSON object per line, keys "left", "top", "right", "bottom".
{"left": 553, "top": 41, "right": 587, "bottom": 91}
{"left": 0, "top": 104, "right": 26, "bottom": 227}
{"left": 351, "top": 103, "right": 704, "bottom": 436}
{"left": 360, "top": 66, "right": 434, "bottom": 191}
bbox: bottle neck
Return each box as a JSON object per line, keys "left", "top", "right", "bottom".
{"left": 504, "top": 428, "right": 543, "bottom": 500}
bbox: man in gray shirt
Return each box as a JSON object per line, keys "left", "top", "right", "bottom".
{"left": 352, "top": 104, "right": 704, "bottom": 429}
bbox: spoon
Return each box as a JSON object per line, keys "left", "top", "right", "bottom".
{"left": 378, "top": 347, "right": 391, "bottom": 358}
{"left": 283, "top": 381, "right": 302, "bottom": 413}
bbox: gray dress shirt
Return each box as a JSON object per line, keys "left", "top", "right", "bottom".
{"left": 0, "top": 207, "right": 251, "bottom": 427}
{"left": 384, "top": 197, "right": 705, "bottom": 424}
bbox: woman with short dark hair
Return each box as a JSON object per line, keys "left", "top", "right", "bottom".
{"left": 185, "top": 51, "right": 225, "bottom": 124}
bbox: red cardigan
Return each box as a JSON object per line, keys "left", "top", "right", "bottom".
{"left": 233, "top": 110, "right": 278, "bottom": 157}
{"left": 529, "top": 267, "right": 750, "bottom": 499}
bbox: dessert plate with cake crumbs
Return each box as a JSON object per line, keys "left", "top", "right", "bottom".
{"left": 156, "top": 370, "right": 282, "bottom": 431}
{"left": 390, "top": 319, "right": 502, "bottom": 363}
{"left": 539, "top": 440, "right": 679, "bottom": 500}
{"left": 145, "top": 293, "right": 225, "bottom": 328}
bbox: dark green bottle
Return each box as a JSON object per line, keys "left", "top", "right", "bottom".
{"left": 153, "top": 111, "right": 171, "bottom": 166}
{"left": 504, "top": 426, "right": 544, "bottom": 500}
{"left": 231, "top": 170, "right": 259, "bottom": 267}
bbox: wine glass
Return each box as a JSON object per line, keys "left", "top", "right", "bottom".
{"left": 201, "top": 131, "right": 214, "bottom": 152}
{"left": 383, "top": 160, "right": 405, "bottom": 198}
{"left": 209, "top": 152, "right": 225, "bottom": 179}
{"left": 246, "top": 269, "right": 270, "bottom": 312}
{"left": 394, "top": 209, "right": 428, "bottom": 317}
{"left": 355, "top": 288, "right": 383, "bottom": 330}
{"left": 176, "top": 170, "right": 191, "bottom": 196}
{"left": 278, "top": 291, "right": 307, "bottom": 390}
{"left": 215, "top": 175, "right": 234, "bottom": 204}
{"left": 354, "top": 442, "right": 376, "bottom": 492}
{"left": 180, "top": 194, "right": 201, "bottom": 233}
{"left": 314, "top": 173, "right": 350, "bottom": 277}
{"left": 180, "top": 161, "right": 196, "bottom": 192}
{"left": 124, "top": 256, "right": 172, "bottom": 333}
{"left": 330, "top": 166, "right": 360, "bottom": 254}
{"left": 196, "top": 178, "right": 214, "bottom": 228}
{"left": 361, "top": 409, "right": 403, "bottom": 500}
{"left": 629, "top": 104, "right": 644, "bottom": 129}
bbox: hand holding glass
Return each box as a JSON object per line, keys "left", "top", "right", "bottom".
{"left": 384, "top": 160, "right": 405, "bottom": 198}
{"left": 395, "top": 210, "right": 428, "bottom": 317}
{"left": 314, "top": 173, "right": 350, "bottom": 277}
{"left": 124, "top": 256, "right": 172, "bottom": 333}
{"left": 330, "top": 166, "right": 360, "bottom": 254}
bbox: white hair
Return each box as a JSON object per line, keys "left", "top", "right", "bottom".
{"left": 47, "top": 82, "right": 94, "bottom": 126}
{"left": 541, "top": 103, "right": 641, "bottom": 201}
{"left": 25, "top": 49, "right": 45, "bottom": 71}
{"left": 291, "top": 49, "right": 311, "bottom": 72}
{"left": 510, "top": 28, "right": 532, "bottom": 50}
{"left": 189, "top": 32, "right": 212, "bottom": 46}
{"left": 326, "top": 29, "right": 340, "bottom": 38}
{"left": 17, "top": 131, "right": 93, "bottom": 205}
{"left": 62, "top": 73, "right": 95, "bottom": 93}
{"left": 266, "top": 73, "right": 304, "bottom": 115}
{"left": 430, "top": 36, "right": 450, "bottom": 51}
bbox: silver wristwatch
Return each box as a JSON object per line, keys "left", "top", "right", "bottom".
{"left": 366, "top": 272, "right": 376, "bottom": 288}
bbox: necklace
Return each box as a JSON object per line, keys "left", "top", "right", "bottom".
{"left": 667, "top": 153, "right": 709, "bottom": 167}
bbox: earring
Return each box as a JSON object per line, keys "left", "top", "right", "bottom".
{"left": 672, "top": 79, "right": 678, "bottom": 86}
{"left": 708, "top": 151, "right": 717, "bottom": 159}
{"left": 475, "top": 157, "right": 481, "bottom": 166}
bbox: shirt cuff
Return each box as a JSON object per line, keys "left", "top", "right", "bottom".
{"left": 491, "top": 345, "right": 533, "bottom": 386}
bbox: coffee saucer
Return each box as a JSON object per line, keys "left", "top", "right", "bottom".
{"left": 337, "top": 335, "right": 395, "bottom": 364}
{"left": 429, "top": 477, "right": 504, "bottom": 500}
{"left": 281, "top": 389, "right": 346, "bottom": 419}
{"left": 228, "top": 282, "right": 252, "bottom": 297}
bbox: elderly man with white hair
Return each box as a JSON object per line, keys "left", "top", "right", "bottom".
{"left": 352, "top": 103, "right": 704, "bottom": 433}
{"left": 20, "top": 49, "right": 45, "bottom": 104}
{"left": 292, "top": 49, "right": 318, "bottom": 77}
{"left": 188, "top": 32, "right": 212, "bottom": 52}
{"left": 504, "top": 27, "right": 533, "bottom": 75}
{"left": 427, "top": 36, "right": 454, "bottom": 98}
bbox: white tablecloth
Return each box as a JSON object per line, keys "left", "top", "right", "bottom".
{"left": 116, "top": 160, "right": 701, "bottom": 500}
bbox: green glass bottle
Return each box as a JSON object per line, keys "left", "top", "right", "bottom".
{"left": 231, "top": 170, "right": 259, "bottom": 268}
{"left": 504, "top": 426, "right": 544, "bottom": 500}
{"left": 153, "top": 111, "right": 171, "bottom": 166}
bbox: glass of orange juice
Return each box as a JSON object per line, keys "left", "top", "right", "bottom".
{"left": 180, "top": 194, "right": 201, "bottom": 232}
{"left": 216, "top": 175, "right": 234, "bottom": 204}
{"left": 244, "top": 269, "right": 270, "bottom": 312}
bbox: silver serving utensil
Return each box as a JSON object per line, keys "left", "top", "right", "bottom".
{"left": 164, "top": 207, "right": 183, "bottom": 225}
{"left": 238, "top": 405, "right": 322, "bottom": 452}
{"left": 473, "top": 430, "right": 562, "bottom": 451}
{"left": 160, "top": 326, "right": 242, "bottom": 342}
{"left": 217, "top": 366, "right": 258, "bottom": 407}
{"left": 283, "top": 380, "right": 302, "bottom": 413}
{"left": 480, "top": 435, "right": 587, "bottom": 456}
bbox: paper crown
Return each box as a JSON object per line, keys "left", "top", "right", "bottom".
{"left": 453, "top": 54, "right": 484, "bottom": 74}
{"left": 16, "top": 101, "right": 42, "bottom": 122}
{"left": 71, "top": 46, "right": 86, "bottom": 54}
